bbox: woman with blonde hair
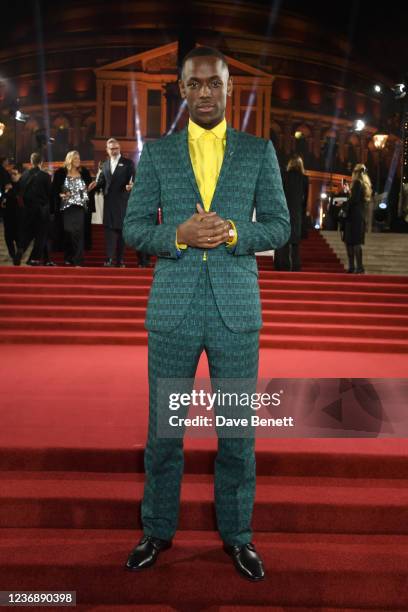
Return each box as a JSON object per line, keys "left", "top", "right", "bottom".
{"left": 274, "top": 155, "right": 309, "bottom": 271}
{"left": 52, "top": 151, "right": 94, "bottom": 266}
{"left": 341, "top": 163, "right": 372, "bottom": 273}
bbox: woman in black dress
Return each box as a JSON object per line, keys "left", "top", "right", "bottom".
{"left": 274, "top": 155, "right": 309, "bottom": 271}
{"left": 341, "top": 163, "right": 372, "bottom": 274}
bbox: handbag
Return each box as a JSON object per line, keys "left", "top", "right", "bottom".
{"left": 338, "top": 200, "right": 350, "bottom": 220}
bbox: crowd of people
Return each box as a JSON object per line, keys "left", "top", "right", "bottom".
{"left": 0, "top": 138, "right": 151, "bottom": 268}
{"left": 274, "top": 157, "right": 372, "bottom": 274}
{"left": 1, "top": 141, "right": 372, "bottom": 273}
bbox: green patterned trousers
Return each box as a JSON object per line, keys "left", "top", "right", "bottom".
{"left": 142, "top": 261, "right": 259, "bottom": 546}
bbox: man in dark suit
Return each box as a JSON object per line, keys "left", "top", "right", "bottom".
{"left": 94, "top": 138, "right": 135, "bottom": 267}
{"left": 16, "top": 152, "right": 52, "bottom": 266}
{"left": 0, "top": 157, "right": 12, "bottom": 198}
{"left": 123, "top": 47, "right": 290, "bottom": 581}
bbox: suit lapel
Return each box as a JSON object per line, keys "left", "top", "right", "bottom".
{"left": 104, "top": 160, "right": 112, "bottom": 181}
{"left": 177, "top": 128, "right": 202, "bottom": 204}
{"left": 211, "top": 126, "right": 238, "bottom": 209}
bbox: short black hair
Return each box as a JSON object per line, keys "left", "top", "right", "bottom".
{"left": 181, "top": 46, "right": 228, "bottom": 78}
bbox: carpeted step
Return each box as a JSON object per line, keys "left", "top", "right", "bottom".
{"left": 4, "top": 266, "right": 407, "bottom": 284}
{"left": 1, "top": 529, "right": 407, "bottom": 609}
{"left": 64, "top": 607, "right": 176, "bottom": 612}
{"left": 0, "top": 317, "right": 407, "bottom": 341}
{"left": 1, "top": 328, "right": 407, "bottom": 351}
{"left": 2, "top": 305, "right": 408, "bottom": 328}
{"left": 3, "top": 294, "right": 408, "bottom": 316}
{"left": 0, "top": 273, "right": 153, "bottom": 287}
{"left": 261, "top": 299, "right": 408, "bottom": 315}
{"left": 2, "top": 440, "right": 408, "bottom": 478}
{"left": 0, "top": 292, "right": 149, "bottom": 307}
{"left": 260, "top": 334, "right": 408, "bottom": 353}
{"left": 1, "top": 471, "right": 408, "bottom": 533}
{"left": 2, "top": 284, "right": 407, "bottom": 304}
{"left": 2, "top": 273, "right": 407, "bottom": 294}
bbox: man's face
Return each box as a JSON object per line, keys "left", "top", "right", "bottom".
{"left": 107, "top": 142, "right": 120, "bottom": 159}
{"left": 179, "top": 56, "right": 232, "bottom": 129}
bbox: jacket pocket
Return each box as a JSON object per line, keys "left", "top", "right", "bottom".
{"left": 234, "top": 256, "right": 259, "bottom": 277}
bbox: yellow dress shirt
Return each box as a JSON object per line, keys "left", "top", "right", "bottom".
{"left": 176, "top": 118, "right": 237, "bottom": 255}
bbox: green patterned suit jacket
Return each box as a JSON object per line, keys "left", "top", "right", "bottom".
{"left": 123, "top": 125, "right": 290, "bottom": 334}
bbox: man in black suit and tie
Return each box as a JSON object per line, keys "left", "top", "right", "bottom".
{"left": 17, "top": 152, "right": 52, "bottom": 266}
{"left": 94, "top": 138, "right": 135, "bottom": 267}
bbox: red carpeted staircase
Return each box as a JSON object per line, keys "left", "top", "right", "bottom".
{"left": 49, "top": 225, "right": 344, "bottom": 273}
{"left": 1, "top": 436, "right": 408, "bottom": 609}
{"left": 1, "top": 266, "right": 408, "bottom": 352}
{"left": 1, "top": 238, "right": 408, "bottom": 608}
{"left": 268, "top": 228, "right": 345, "bottom": 273}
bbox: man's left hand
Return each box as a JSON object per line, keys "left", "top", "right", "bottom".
{"left": 196, "top": 204, "right": 235, "bottom": 243}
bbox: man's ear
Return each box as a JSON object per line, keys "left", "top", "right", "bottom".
{"left": 178, "top": 79, "right": 186, "bottom": 99}
{"left": 227, "top": 76, "right": 233, "bottom": 97}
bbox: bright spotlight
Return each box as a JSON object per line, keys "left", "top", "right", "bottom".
{"left": 354, "top": 119, "right": 366, "bottom": 132}
{"left": 379, "top": 202, "right": 387, "bottom": 209}
{"left": 321, "top": 192, "right": 328, "bottom": 199}
{"left": 15, "top": 110, "right": 29, "bottom": 122}
{"left": 392, "top": 83, "right": 406, "bottom": 99}
{"left": 373, "top": 84, "right": 382, "bottom": 94}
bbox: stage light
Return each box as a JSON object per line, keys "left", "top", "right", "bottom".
{"left": 0, "top": 122, "right": 5, "bottom": 136}
{"left": 392, "top": 83, "right": 406, "bottom": 99}
{"left": 15, "top": 110, "right": 29, "bottom": 122}
{"left": 294, "top": 130, "right": 304, "bottom": 139}
{"left": 354, "top": 119, "right": 366, "bottom": 132}
{"left": 321, "top": 192, "right": 328, "bottom": 199}
{"left": 373, "top": 133, "right": 388, "bottom": 150}
{"left": 374, "top": 201, "right": 388, "bottom": 222}
{"left": 374, "top": 84, "right": 382, "bottom": 94}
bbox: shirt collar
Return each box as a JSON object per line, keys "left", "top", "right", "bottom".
{"left": 188, "top": 118, "right": 227, "bottom": 140}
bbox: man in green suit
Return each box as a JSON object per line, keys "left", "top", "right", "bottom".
{"left": 123, "top": 46, "right": 290, "bottom": 581}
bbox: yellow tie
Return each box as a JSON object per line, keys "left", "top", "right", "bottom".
{"left": 199, "top": 131, "right": 216, "bottom": 211}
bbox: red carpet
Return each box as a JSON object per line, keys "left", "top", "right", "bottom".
{"left": 273, "top": 229, "right": 345, "bottom": 273}
{"left": 1, "top": 247, "right": 408, "bottom": 608}
{"left": 1, "top": 265, "right": 408, "bottom": 352}
{"left": 1, "top": 343, "right": 408, "bottom": 608}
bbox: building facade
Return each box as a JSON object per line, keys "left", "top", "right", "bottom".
{"left": 0, "top": 2, "right": 401, "bottom": 220}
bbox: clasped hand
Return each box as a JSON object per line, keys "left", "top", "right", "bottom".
{"left": 177, "top": 203, "right": 232, "bottom": 249}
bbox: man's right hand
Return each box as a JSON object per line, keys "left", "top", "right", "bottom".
{"left": 177, "top": 204, "right": 230, "bottom": 249}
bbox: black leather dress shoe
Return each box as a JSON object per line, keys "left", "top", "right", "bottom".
{"left": 223, "top": 542, "right": 265, "bottom": 581}
{"left": 104, "top": 258, "right": 113, "bottom": 267}
{"left": 13, "top": 251, "right": 22, "bottom": 266}
{"left": 125, "top": 535, "right": 172, "bottom": 571}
